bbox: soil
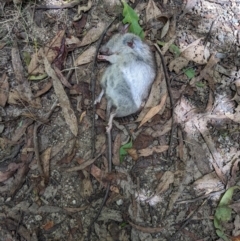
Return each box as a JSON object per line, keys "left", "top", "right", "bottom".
{"left": 0, "top": 0, "right": 240, "bottom": 241}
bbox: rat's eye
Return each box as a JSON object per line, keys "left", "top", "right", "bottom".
{"left": 127, "top": 40, "right": 134, "bottom": 48}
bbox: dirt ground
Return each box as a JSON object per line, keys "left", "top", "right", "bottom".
{"left": 0, "top": 0, "right": 240, "bottom": 240}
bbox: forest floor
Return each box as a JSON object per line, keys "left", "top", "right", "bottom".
{"left": 0, "top": 0, "right": 240, "bottom": 240}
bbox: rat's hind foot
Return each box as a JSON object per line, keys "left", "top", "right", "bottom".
{"left": 94, "top": 89, "right": 104, "bottom": 104}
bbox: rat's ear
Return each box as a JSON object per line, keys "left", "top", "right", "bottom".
{"left": 118, "top": 24, "right": 129, "bottom": 34}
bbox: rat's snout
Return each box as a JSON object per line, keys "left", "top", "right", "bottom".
{"left": 99, "top": 46, "right": 112, "bottom": 56}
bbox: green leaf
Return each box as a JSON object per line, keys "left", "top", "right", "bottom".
{"left": 157, "top": 41, "right": 181, "bottom": 57}
{"left": 195, "top": 81, "right": 205, "bottom": 88}
{"left": 121, "top": 0, "right": 144, "bottom": 39}
{"left": 219, "top": 186, "right": 240, "bottom": 206}
{"left": 169, "top": 44, "right": 181, "bottom": 57}
{"left": 28, "top": 73, "right": 48, "bottom": 81}
{"left": 215, "top": 206, "right": 232, "bottom": 222}
{"left": 119, "top": 138, "right": 132, "bottom": 162}
{"left": 23, "top": 51, "right": 31, "bottom": 66}
{"left": 216, "top": 230, "right": 230, "bottom": 241}
{"left": 184, "top": 68, "right": 195, "bottom": 79}
{"left": 214, "top": 186, "right": 240, "bottom": 241}
{"left": 157, "top": 41, "right": 165, "bottom": 47}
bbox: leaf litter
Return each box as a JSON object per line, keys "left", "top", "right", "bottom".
{"left": 0, "top": 0, "right": 240, "bottom": 240}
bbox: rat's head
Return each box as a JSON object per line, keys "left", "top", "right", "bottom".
{"left": 121, "top": 33, "right": 151, "bottom": 58}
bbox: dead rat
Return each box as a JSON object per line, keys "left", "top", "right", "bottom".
{"left": 95, "top": 32, "right": 156, "bottom": 131}
{"left": 88, "top": 32, "right": 156, "bottom": 239}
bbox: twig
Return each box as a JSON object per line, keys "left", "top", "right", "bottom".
{"left": 154, "top": 43, "right": 174, "bottom": 156}
{"left": 91, "top": 17, "right": 116, "bottom": 158}
{"left": 203, "top": 20, "right": 216, "bottom": 46}
{"left": 177, "top": 189, "right": 225, "bottom": 204}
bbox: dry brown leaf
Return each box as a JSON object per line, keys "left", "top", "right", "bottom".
{"left": 232, "top": 234, "right": 240, "bottom": 241}
{"left": 12, "top": 118, "right": 34, "bottom": 142}
{"left": 193, "top": 172, "right": 223, "bottom": 193}
{"left": 28, "top": 30, "right": 65, "bottom": 75}
{"left": 182, "top": 0, "right": 199, "bottom": 15}
{"left": 146, "top": 0, "right": 162, "bottom": 22}
{"left": 190, "top": 54, "right": 220, "bottom": 89}
{"left": 53, "top": 66, "right": 72, "bottom": 88}
{"left": 136, "top": 54, "right": 165, "bottom": 121}
{"left": 127, "top": 148, "right": 138, "bottom": 161}
{"left": 181, "top": 38, "right": 210, "bottom": 64}
{"left": 79, "top": 175, "right": 93, "bottom": 198}
{"left": 79, "top": 111, "right": 86, "bottom": 123}
{"left": 12, "top": 40, "right": 41, "bottom": 108}
{"left": 96, "top": 108, "right": 106, "bottom": 120}
{"left": 138, "top": 145, "right": 168, "bottom": 157}
{"left": 42, "top": 51, "right": 78, "bottom": 136}
{"left": 0, "top": 163, "right": 23, "bottom": 182}
{"left": 168, "top": 56, "right": 189, "bottom": 73}
{"left": 112, "top": 133, "right": 121, "bottom": 166}
{"left": 160, "top": 19, "right": 170, "bottom": 39}
{"left": 75, "top": 46, "right": 96, "bottom": 66}
{"left": 65, "top": 35, "right": 81, "bottom": 45}
{"left": 42, "top": 147, "right": 51, "bottom": 184}
{"left": 90, "top": 164, "right": 119, "bottom": 194}
{"left": 0, "top": 42, "right": 7, "bottom": 49}
{"left": 0, "top": 73, "right": 9, "bottom": 107}
{"left": 77, "top": 22, "right": 106, "bottom": 47}
{"left": 138, "top": 92, "right": 167, "bottom": 128}
{"left": 155, "top": 171, "right": 174, "bottom": 194}
{"left": 42, "top": 221, "right": 54, "bottom": 231}
{"left": 34, "top": 81, "right": 53, "bottom": 98}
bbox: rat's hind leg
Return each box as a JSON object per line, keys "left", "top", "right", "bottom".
{"left": 94, "top": 89, "right": 104, "bottom": 104}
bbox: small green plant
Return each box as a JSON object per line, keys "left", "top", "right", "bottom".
{"left": 214, "top": 186, "right": 240, "bottom": 241}
{"left": 121, "top": 0, "right": 144, "bottom": 39}
{"left": 183, "top": 68, "right": 195, "bottom": 79}
{"left": 157, "top": 41, "right": 181, "bottom": 57}
{"left": 119, "top": 138, "right": 132, "bottom": 162}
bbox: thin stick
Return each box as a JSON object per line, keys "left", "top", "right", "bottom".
{"left": 154, "top": 43, "right": 174, "bottom": 156}
{"left": 91, "top": 17, "right": 116, "bottom": 158}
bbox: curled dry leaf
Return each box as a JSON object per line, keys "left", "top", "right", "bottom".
{"left": 75, "top": 46, "right": 96, "bottom": 66}
{"left": 138, "top": 92, "right": 167, "bottom": 128}
{"left": 146, "top": 0, "right": 162, "bottom": 22}
{"left": 138, "top": 145, "right": 168, "bottom": 157}
{"left": 127, "top": 148, "right": 138, "bottom": 161}
{"left": 77, "top": 22, "right": 106, "bottom": 47}
{"left": 42, "top": 51, "right": 78, "bottom": 136}
{"left": 0, "top": 73, "right": 9, "bottom": 107}
{"left": 28, "top": 30, "right": 65, "bottom": 75}
{"left": 169, "top": 56, "right": 189, "bottom": 73}
{"left": 79, "top": 111, "right": 86, "bottom": 123}
{"left": 155, "top": 171, "right": 174, "bottom": 194}
{"left": 181, "top": 38, "right": 210, "bottom": 64}
{"left": 160, "top": 19, "right": 170, "bottom": 39}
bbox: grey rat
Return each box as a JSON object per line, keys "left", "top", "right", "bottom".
{"left": 95, "top": 32, "right": 156, "bottom": 131}
{"left": 88, "top": 33, "right": 157, "bottom": 239}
